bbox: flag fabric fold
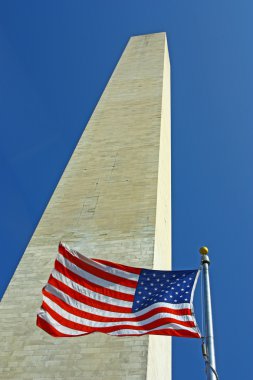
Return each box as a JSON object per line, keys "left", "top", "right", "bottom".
{"left": 36, "top": 243, "right": 201, "bottom": 338}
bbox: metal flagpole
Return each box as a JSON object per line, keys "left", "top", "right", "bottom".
{"left": 199, "top": 247, "right": 219, "bottom": 380}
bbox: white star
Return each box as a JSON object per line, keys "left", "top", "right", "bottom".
{"left": 148, "top": 292, "right": 152, "bottom": 295}
{"left": 151, "top": 283, "right": 154, "bottom": 286}
{"left": 170, "top": 295, "right": 173, "bottom": 298}
{"left": 174, "top": 300, "right": 178, "bottom": 302}
{"left": 160, "top": 284, "right": 163, "bottom": 286}
{"left": 185, "top": 298, "right": 188, "bottom": 301}
{"left": 157, "top": 279, "right": 160, "bottom": 282}
{"left": 172, "top": 275, "right": 176, "bottom": 278}
{"left": 143, "top": 296, "right": 146, "bottom": 299}
{"left": 141, "top": 282, "right": 144, "bottom": 285}
{"left": 164, "top": 298, "right": 167, "bottom": 301}
{"left": 137, "top": 300, "right": 140, "bottom": 303}
{"left": 144, "top": 287, "right": 148, "bottom": 290}
{"left": 153, "top": 274, "right": 156, "bottom": 277}
{"left": 185, "top": 291, "right": 189, "bottom": 294}
{"left": 181, "top": 289, "right": 184, "bottom": 291}
{"left": 138, "top": 291, "right": 142, "bottom": 294}
{"left": 147, "top": 277, "right": 150, "bottom": 281}
{"left": 154, "top": 288, "right": 158, "bottom": 291}
{"left": 163, "top": 274, "right": 166, "bottom": 278}
{"left": 177, "top": 284, "right": 180, "bottom": 287}
{"left": 183, "top": 280, "right": 186, "bottom": 283}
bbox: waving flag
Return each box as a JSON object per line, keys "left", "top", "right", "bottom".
{"left": 37, "top": 243, "right": 201, "bottom": 338}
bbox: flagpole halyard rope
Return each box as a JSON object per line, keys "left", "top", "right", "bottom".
{"left": 201, "top": 337, "right": 219, "bottom": 380}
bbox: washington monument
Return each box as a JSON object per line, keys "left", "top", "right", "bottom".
{"left": 0, "top": 32, "right": 171, "bottom": 380}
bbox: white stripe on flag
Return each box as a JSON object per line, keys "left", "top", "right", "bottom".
{"left": 38, "top": 307, "right": 198, "bottom": 337}
{"left": 57, "top": 254, "right": 137, "bottom": 295}
{"left": 38, "top": 309, "right": 87, "bottom": 335}
{"left": 45, "top": 284, "right": 193, "bottom": 319}
{"left": 59, "top": 245, "right": 139, "bottom": 281}
{"left": 51, "top": 270, "right": 133, "bottom": 308}
{"left": 43, "top": 295, "right": 195, "bottom": 327}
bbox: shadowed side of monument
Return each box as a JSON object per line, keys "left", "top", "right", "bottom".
{"left": 0, "top": 33, "right": 171, "bottom": 380}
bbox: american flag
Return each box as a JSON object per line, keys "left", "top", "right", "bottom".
{"left": 37, "top": 243, "right": 201, "bottom": 338}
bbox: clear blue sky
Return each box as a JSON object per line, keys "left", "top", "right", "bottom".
{"left": 0, "top": 1, "right": 252, "bottom": 378}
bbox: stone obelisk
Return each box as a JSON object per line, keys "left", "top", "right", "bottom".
{"left": 0, "top": 32, "right": 171, "bottom": 380}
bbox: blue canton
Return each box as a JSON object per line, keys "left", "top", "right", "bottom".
{"left": 132, "top": 269, "right": 198, "bottom": 312}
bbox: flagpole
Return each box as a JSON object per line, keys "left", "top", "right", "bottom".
{"left": 199, "top": 247, "right": 218, "bottom": 380}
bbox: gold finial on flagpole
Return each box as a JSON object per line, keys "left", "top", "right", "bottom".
{"left": 199, "top": 246, "right": 209, "bottom": 255}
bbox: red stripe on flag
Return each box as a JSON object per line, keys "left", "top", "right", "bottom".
{"left": 48, "top": 275, "right": 132, "bottom": 313}
{"left": 117, "top": 329, "right": 201, "bottom": 338}
{"left": 42, "top": 299, "right": 196, "bottom": 329}
{"left": 43, "top": 287, "right": 192, "bottom": 323}
{"left": 36, "top": 315, "right": 74, "bottom": 338}
{"left": 55, "top": 260, "right": 134, "bottom": 302}
{"left": 92, "top": 258, "right": 141, "bottom": 275}
{"left": 37, "top": 314, "right": 200, "bottom": 339}
{"left": 42, "top": 301, "right": 197, "bottom": 334}
{"left": 58, "top": 244, "right": 137, "bottom": 288}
